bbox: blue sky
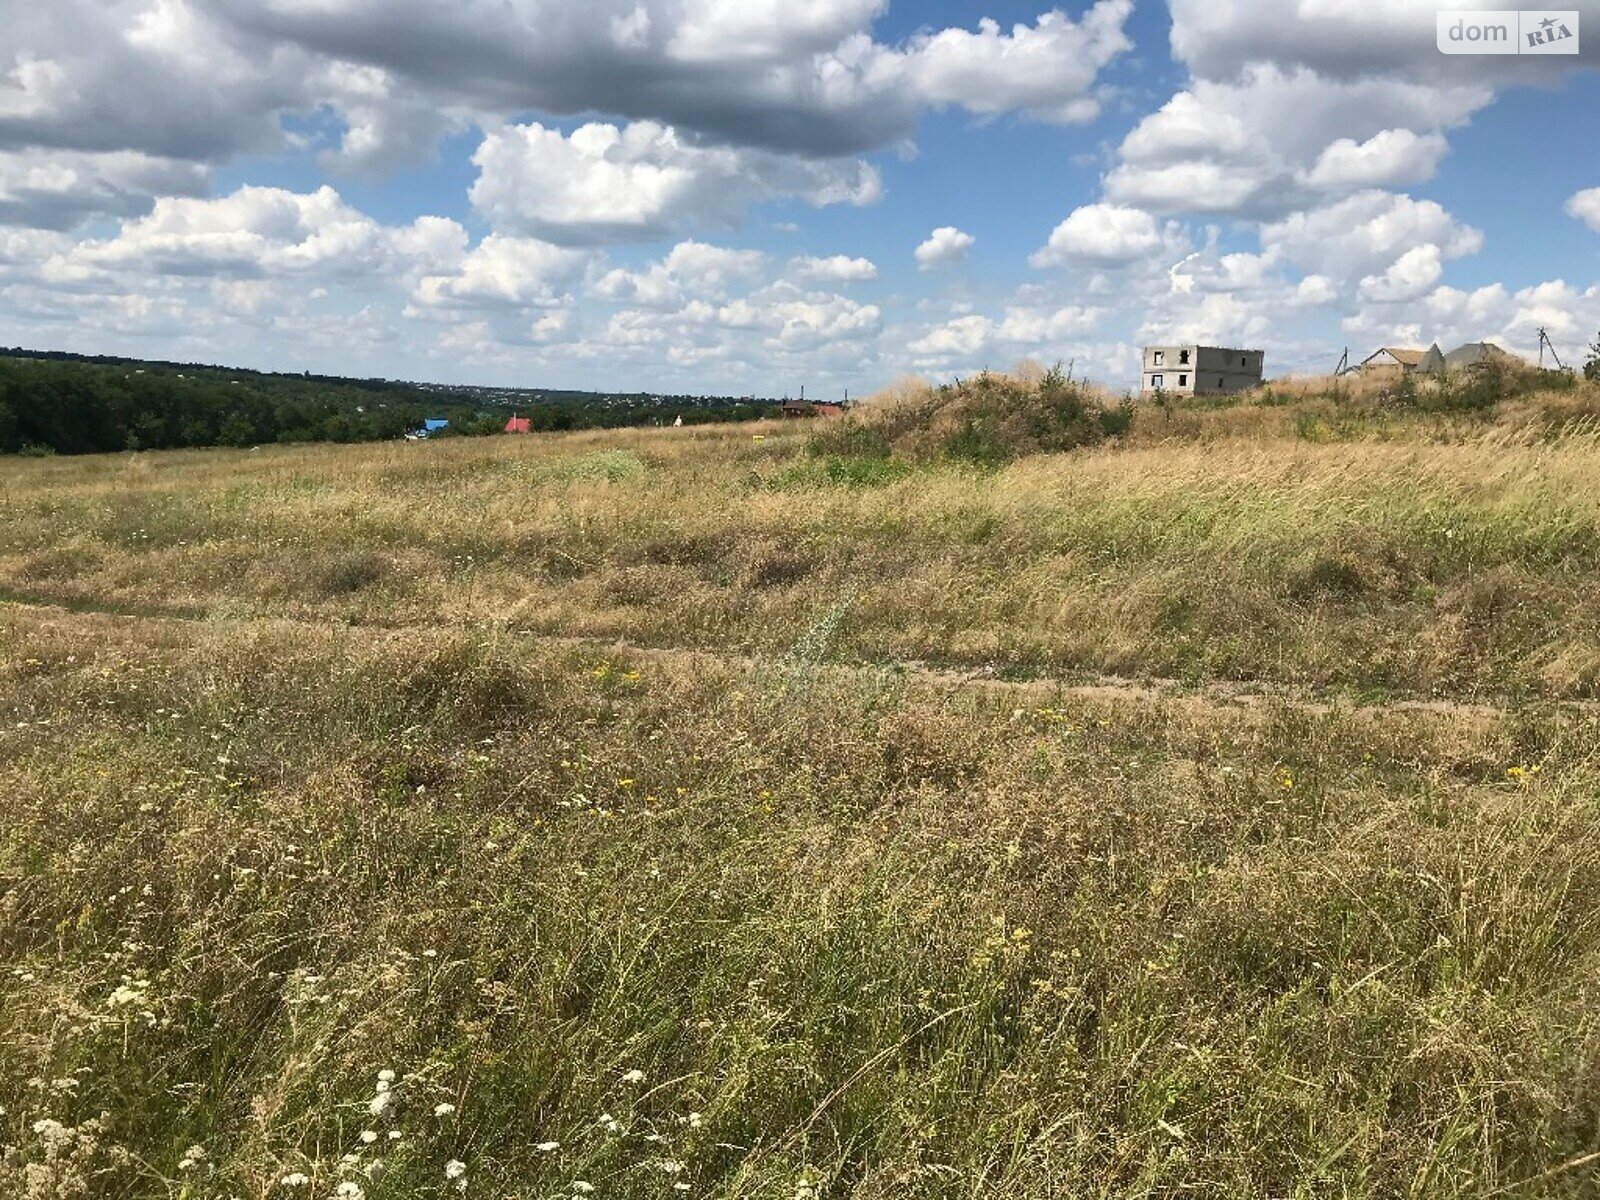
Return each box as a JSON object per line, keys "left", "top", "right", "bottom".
{"left": 2, "top": 0, "right": 1598, "bottom": 395}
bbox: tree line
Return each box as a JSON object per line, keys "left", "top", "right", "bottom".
{"left": 0, "top": 350, "right": 777, "bottom": 456}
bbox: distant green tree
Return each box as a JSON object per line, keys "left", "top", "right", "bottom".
{"left": 218, "top": 414, "right": 257, "bottom": 447}
{"left": 131, "top": 412, "right": 168, "bottom": 450}
{"left": 320, "top": 414, "right": 354, "bottom": 443}
{"left": 1585, "top": 332, "right": 1600, "bottom": 383}
{"left": 179, "top": 417, "right": 216, "bottom": 448}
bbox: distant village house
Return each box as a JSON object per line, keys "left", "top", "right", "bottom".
{"left": 1354, "top": 341, "right": 1516, "bottom": 376}
{"left": 407, "top": 418, "right": 450, "bottom": 441}
{"left": 1358, "top": 345, "right": 1446, "bottom": 375}
{"left": 781, "top": 394, "right": 849, "bottom": 418}
{"left": 1444, "top": 342, "right": 1515, "bottom": 370}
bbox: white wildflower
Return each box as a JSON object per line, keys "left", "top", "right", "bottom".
{"left": 31, "top": 1119, "right": 71, "bottom": 1148}
{"left": 445, "top": 1160, "right": 468, "bottom": 1180}
{"left": 620, "top": 1069, "right": 646, "bottom": 1085}
{"left": 107, "top": 982, "right": 148, "bottom": 1008}
{"left": 433, "top": 1102, "right": 457, "bottom": 1118}
{"left": 572, "top": 1184, "right": 595, "bottom": 1195}
{"left": 336, "top": 1184, "right": 365, "bottom": 1200}
{"left": 687, "top": 1112, "right": 703, "bottom": 1129}
{"left": 359, "top": 1130, "right": 379, "bottom": 1144}
{"left": 368, "top": 1091, "right": 392, "bottom": 1118}
{"left": 280, "top": 1173, "right": 310, "bottom": 1188}
{"left": 536, "top": 1140, "right": 561, "bottom": 1152}
{"left": 177, "top": 1144, "right": 207, "bottom": 1171}
{"left": 658, "top": 1160, "right": 686, "bottom": 1175}
{"left": 377, "top": 1069, "right": 396, "bottom": 1083}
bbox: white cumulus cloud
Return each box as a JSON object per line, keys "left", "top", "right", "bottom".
{"left": 1303, "top": 129, "right": 1448, "bottom": 192}
{"left": 1260, "top": 190, "right": 1482, "bottom": 286}
{"left": 716, "top": 280, "right": 881, "bottom": 351}
{"left": 915, "top": 227, "right": 975, "bottom": 270}
{"left": 908, "top": 304, "right": 1104, "bottom": 361}
{"left": 72, "top": 185, "right": 463, "bottom": 279}
{"left": 901, "top": 3, "right": 1133, "bottom": 124}
{"left": 1357, "top": 243, "right": 1444, "bottom": 304}
{"left": 1567, "top": 188, "right": 1600, "bottom": 233}
{"left": 0, "top": 149, "right": 208, "bottom": 231}
{"left": 591, "top": 240, "right": 766, "bottom": 307}
{"left": 413, "top": 234, "right": 588, "bottom": 310}
{"left": 788, "top": 254, "right": 878, "bottom": 283}
{"left": 470, "top": 121, "right": 881, "bottom": 245}
{"left": 1032, "top": 203, "right": 1182, "bottom": 268}
{"left": 1104, "top": 67, "right": 1488, "bottom": 218}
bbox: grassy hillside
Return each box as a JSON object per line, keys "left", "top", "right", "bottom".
{"left": 3, "top": 373, "right": 1600, "bottom": 1198}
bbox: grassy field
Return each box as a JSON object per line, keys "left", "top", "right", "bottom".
{"left": 4, "top": 375, "right": 1600, "bottom": 1198}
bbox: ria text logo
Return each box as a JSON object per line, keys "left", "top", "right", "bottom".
{"left": 1438, "top": 10, "right": 1579, "bottom": 54}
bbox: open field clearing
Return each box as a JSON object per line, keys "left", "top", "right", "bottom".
{"left": 8, "top": 391, "right": 1600, "bottom": 699}
{"left": 5, "top": 384, "right": 1600, "bottom": 1197}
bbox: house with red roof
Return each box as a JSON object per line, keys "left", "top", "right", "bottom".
{"left": 504, "top": 415, "right": 532, "bottom": 435}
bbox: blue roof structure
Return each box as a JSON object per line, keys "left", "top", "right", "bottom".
{"left": 423, "top": 418, "right": 449, "bottom": 433}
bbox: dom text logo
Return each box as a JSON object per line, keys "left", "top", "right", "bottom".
{"left": 1438, "top": 10, "right": 1578, "bottom": 54}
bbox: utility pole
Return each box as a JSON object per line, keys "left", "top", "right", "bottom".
{"left": 1334, "top": 347, "right": 1350, "bottom": 376}
{"left": 1538, "top": 327, "right": 1566, "bottom": 371}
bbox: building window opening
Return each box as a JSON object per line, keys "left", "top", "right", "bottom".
{"left": 1150, "top": 374, "right": 1164, "bottom": 389}
{"left": 1179, "top": 350, "right": 1190, "bottom": 364}
{"left": 1178, "top": 374, "right": 1188, "bottom": 387}
{"left": 1153, "top": 351, "right": 1165, "bottom": 365}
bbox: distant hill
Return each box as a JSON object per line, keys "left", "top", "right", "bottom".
{"left": 0, "top": 346, "right": 778, "bottom": 455}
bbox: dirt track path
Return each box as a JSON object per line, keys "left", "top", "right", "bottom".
{"left": 2, "top": 592, "right": 1594, "bottom": 722}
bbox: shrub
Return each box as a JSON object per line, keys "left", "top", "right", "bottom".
{"left": 812, "top": 365, "right": 1133, "bottom": 468}
{"left": 1378, "top": 359, "right": 1570, "bottom": 415}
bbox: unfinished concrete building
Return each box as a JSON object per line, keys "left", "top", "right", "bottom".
{"left": 1141, "top": 346, "right": 1264, "bottom": 398}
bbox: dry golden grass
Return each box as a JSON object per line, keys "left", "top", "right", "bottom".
{"left": 4, "top": 388, "right": 1600, "bottom": 1197}
{"left": 7, "top": 399, "right": 1600, "bottom": 697}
